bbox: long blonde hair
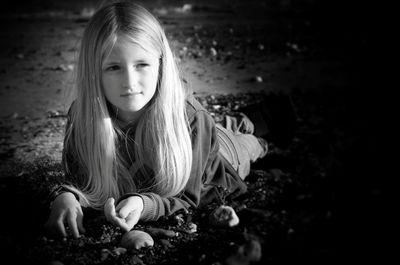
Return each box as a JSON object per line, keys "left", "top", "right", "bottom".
{"left": 63, "top": 1, "right": 192, "bottom": 209}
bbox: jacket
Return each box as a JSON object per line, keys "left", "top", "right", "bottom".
{"left": 60, "top": 94, "right": 247, "bottom": 221}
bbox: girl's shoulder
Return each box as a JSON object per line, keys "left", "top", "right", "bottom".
{"left": 185, "top": 93, "right": 209, "bottom": 121}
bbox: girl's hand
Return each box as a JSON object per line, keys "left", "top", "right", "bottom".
{"left": 104, "top": 196, "right": 144, "bottom": 233}
{"left": 44, "top": 192, "right": 86, "bottom": 238}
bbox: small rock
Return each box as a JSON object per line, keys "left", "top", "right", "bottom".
{"left": 212, "top": 105, "right": 221, "bottom": 110}
{"left": 159, "top": 238, "right": 173, "bottom": 249}
{"left": 113, "top": 247, "right": 127, "bottom": 255}
{"left": 100, "top": 249, "right": 110, "bottom": 261}
{"left": 145, "top": 227, "right": 176, "bottom": 238}
{"left": 210, "top": 47, "right": 217, "bottom": 57}
{"left": 174, "top": 214, "right": 185, "bottom": 226}
{"left": 55, "top": 64, "right": 74, "bottom": 72}
{"left": 187, "top": 222, "right": 197, "bottom": 234}
{"left": 80, "top": 7, "right": 95, "bottom": 18}
{"left": 209, "top": 205, "right": 240, "bottom": 227}
{"left": 193, "top": 50, "right": 202, "bottom": 58}
{"left": 182, "top": 4, "right": 192, "bottom": 12}
{"left": 286, "top": 42, "right": 301, "bottom": 53}
{"left": 239, "top": 238, "right": 262, "bottom": 262}
{"left": 121, "top": 230, "right": 154, "bottom": 250}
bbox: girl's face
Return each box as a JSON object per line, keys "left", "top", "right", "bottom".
{"left": 101, "top": 37, "right": 160, "bottom": 122}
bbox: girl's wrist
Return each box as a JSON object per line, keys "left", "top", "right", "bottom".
{"left": 48, "top": 186, "right": 80, "bottom": 209}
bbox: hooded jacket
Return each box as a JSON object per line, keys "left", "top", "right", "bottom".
{"left": 59, "top": 93, "right": 247, "bottom": 221}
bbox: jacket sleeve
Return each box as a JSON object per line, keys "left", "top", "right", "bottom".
{"left": 117, "top": 109, "right": 247, "bottom": 221}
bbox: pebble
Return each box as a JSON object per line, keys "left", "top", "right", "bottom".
{"left": 255, "top": 76, "right": 263, "bottom": 82}
{"left": 181, "top": 4, "right": 192, "bottom": 12}
{"left": 174, "top": 214, "right": 185, "bottom": 226}
{"left": 55, "top": 64, "right": 74, "bottom": 72}
{"left": 145, "top": 227, "right": 176, "bottom": 238}
{"left": 210, "top": 47, "right": 217, "bottom": 56}
{"left": 159, "top": 238, "right": 173, "bottom": 249}
{"left": 120, "top": 230, "right": 154, "bottom": 250}
{"left": 239, "top": 239, "right": 262, "bottom": 262}
{"left": 209, "top": 205, "right": 240, "bottom": 227}
{"left": 113, "top": 247, "right": 127, "bottom": 255}
{"left": 187, "top": 222, "right": 197, "bottom": 234}
{"left": 100, "top": 249, "right": 110, "bottom": 261}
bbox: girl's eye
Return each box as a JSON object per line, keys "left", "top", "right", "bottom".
{"left": 105, "top": 65, "right": 120, "bottom": 71}
{"left": 136, "top": 63, "right": 149, "bottom": 69}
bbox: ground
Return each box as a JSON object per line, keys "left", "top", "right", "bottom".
{"left": 0, "top": 1, "right": 382, "bottom": 265}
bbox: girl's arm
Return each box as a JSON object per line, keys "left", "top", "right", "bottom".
{"left": 117, "top": 106, "right": 247, "bottom": 222}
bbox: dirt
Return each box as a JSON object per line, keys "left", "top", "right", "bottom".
{"left": 0, "top": 1, "right": 383, "bottom": 265}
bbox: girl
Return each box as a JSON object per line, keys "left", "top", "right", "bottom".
{"left": 44, "top": 1, "right": 268, "bottom": 239}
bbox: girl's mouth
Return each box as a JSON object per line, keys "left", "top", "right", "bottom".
{"left": 121, "top": 92, "right": 142, "bottom": 97}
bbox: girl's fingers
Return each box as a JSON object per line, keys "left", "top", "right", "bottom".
{"left": 104, "top": 198, "right": 116, "bottom": 221}
{"left": 55, "top": 218, "right": 67, "bottom": 238}
{"left": 112, "top": 216, "right": 130, "bottom": 232}
{"left": 118, "top": 221, "right": 131, "bottom": 233}
{"left": 115, "top": 200, "right": 124, "bottom": 212}
{"left": 116, "top": 196, "right": 142, "bottom": 220}
{"left": 67, "top": 213, "right": 80, "bottom": 239}
{"left": 76, "top": 209, "right": 86, "bottom": 234}
{"left": 118, "top": 203, "right": 133, "bottom": 219}
{"left": 125, "top": 210, "right": 140, "bottom": 231}
{"left": 104, "top": 198, "right": 129, "bottom": 230}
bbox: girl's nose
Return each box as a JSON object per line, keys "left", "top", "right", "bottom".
{"left": 122, "top": 67, "right": 137, "bottom": 89}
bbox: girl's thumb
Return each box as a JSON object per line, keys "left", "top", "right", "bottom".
{"left": 104, "top": 198, "right": 116, "bottom": 217}
{"left": 118, "top": 207, "right": 130, "bottom": 219}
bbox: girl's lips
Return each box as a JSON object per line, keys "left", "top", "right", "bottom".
{"left": 120, "top": 92, "right": 142, "bottom": 97}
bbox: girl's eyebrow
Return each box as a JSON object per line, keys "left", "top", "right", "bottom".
{"left": 103, "top": 59, "right": 150, "bottom": 64}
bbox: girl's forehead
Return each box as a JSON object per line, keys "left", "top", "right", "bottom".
{"left": 104, "top": 35, "right": 159, "bottom": 61}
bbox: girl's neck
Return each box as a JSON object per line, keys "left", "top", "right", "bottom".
{"left": 114, "top": 108, "right": 143, "bottom": 128}
{"left": 106, "top": 101, "right": 148, "bottom": 129}
{"left": 116, "top": 109, "right": 139, "bottom": 123}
